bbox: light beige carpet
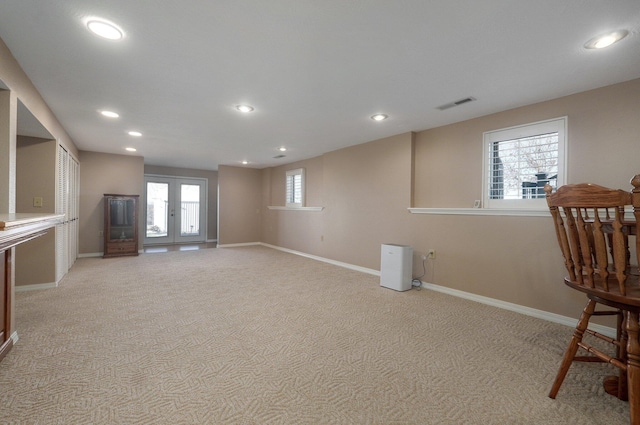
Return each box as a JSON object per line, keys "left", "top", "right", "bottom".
{"left": 0, "top": 246, "right": 629, "bottom": 424}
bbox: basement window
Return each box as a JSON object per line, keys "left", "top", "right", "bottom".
{"left": 286, "top": 168, "right": 305, "bottom": 207}
{"left": 482, "top": 117, "right": 567, "bottom": 209}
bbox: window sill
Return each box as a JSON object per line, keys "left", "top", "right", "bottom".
{"left": 268, "top": 206, "right": 324, "bottom": 212}
{"left": 408, "top": 208, "right": 550, "bottom": 217}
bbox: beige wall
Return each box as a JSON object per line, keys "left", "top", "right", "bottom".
{"left": 0, "top": 38, "right": 79, "bottom": 338}
{"left": 15, "top": 136, "right": 56, "bottom": 286}
{"left": 79, "top": 151, "right": 144, "bottom": 255}
{"left": 261, "top": 156, "right": 325, "bottom": 253}
{"left": 323, "top": 132, "right": 415, "bottom": 267}
{"left": 260, "top": 132, "right": 415, "bottom": 265}
{"left": 218, "top": 165, "right": 261, "bottom": 245}
{"left": 405, "top": 79, "right": 640, "bottom": 319}
{"left": 144, "top": 165, "right": 218, "bottom": 241}
{"left": 414, "top": 78, "right": 640, "bottom": 207}
{"left": 16, "top": 136, "right": 56, "bottom": 213}
{"left": 0, "top": 38, "right": 78, "bottom": 159}
{"left": 265, "top": 156, "right": 325, "bottom": 208}
{"left": 221, "top": 79, "right": 639, "bottom": 323}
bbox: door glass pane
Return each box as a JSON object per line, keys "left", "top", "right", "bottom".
{"left": 146, "top": 182, "right": 169, "bottom": 238}
{"left": 180, "top": 184, "right": 200, "bottom": 236}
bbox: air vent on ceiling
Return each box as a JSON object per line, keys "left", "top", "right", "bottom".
{"left": 436, "top": 96, "right": 477, "bottom": 111}
{"left": 273, "top": 154, "right": 286, "bottom": 159}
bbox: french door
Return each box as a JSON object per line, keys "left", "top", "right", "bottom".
{"left": 143, "top": 175, "right": 207, "bottom": 245}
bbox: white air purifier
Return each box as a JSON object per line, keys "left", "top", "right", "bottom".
{"left": 380, "top": 244, "right": 413, "bottom": 291}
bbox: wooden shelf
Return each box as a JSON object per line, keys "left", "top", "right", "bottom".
{"left": 1, "top": 212, "right": 63, "bottom": 363}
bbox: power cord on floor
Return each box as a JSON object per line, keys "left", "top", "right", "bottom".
{"left": 412, "top": 255, "right": 428, "bottom": 291}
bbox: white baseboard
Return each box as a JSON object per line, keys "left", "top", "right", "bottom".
{"left": 15, "top": 282, "right": 58, "bottom": 292}
{"left": 206, "top": 238, "right": 218, "bottom": 243}
{"left": 260, "top": 243, "right": 380, "bottom": 276}
{"left": 78, "top": 252, "right": 102, "bottom": 258}
{"left": 217, "top": 242, "right": 262, "bottom": 248}
{"left": 258, "top": 242, "right": 616, "bottom": 338}
{"left": 422, "top": 281, "right": 616, "bottom": 338}
{"left": 79, "top": 251, "right": 141, "bottom": 257}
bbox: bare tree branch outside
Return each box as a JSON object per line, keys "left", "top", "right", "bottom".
{"left": 490, "top": 132, "right": 558, "bottom": 199}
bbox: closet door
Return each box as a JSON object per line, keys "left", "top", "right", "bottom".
{"left": 55, "top": 144, "right": 79, "bottom": 282}
{"left": 55, "top": 145, "right": 68, "bottom": 282}
{"left": 68, "top": 156, "right": 79, "bottom": 269}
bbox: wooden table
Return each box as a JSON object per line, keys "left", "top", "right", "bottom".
{"left": 601, "top": 215, "right": 638, "bottom": 401}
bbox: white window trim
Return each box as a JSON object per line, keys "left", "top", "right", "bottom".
{"left": 285, "top": 168, "right": 305, "bottom": 208}
{"left": 268, "top": 206, "right": 324, "bottom": 211}
{"left": 407, "top": 207, "right": 635, "bottom": 219}
{"left": 407, "top": 207, "right": 550, "bottom": 217}
{"left": 482, "top": 116, "right": 567, "bottom": 210}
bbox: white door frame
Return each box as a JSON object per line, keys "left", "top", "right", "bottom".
{"left": 143, "top": 175, "right": 207, "bottom": 245}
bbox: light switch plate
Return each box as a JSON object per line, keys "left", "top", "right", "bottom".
{"left": 33, "top": 197, "right": 43, "bottom": 207}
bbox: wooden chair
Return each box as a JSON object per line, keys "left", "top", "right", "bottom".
{"left": 545, "top": 174, "right": 640, "bottom": 425}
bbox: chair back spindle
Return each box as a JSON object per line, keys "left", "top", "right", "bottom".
{"left": 544, "top": 183, "right": 633, "bottom": 299}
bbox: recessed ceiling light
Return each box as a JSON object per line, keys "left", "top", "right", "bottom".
{"left": 279, "top": 147, "right": 287, "bottom": 152}
{"left": 584, "top": 30, "right": 628, "bottom": 49}
{"left": 125, "top": 147, "right": 137, "bottom": 152}
{"left": 128, "top": 131, "right": 142, "bottom": 137}
{"left": 100, "top": 110, "right": 119, "bottom": 118}
{"left": 86, "top": 19, "right": 124, "bottom": 40}
{"left": 371, "top": 114, "right": 388, "bottom": 121}
{"left": 241, "top": 160, "right": 249, "bottom": 165}
{"left": 236, "top": 105, "right": 254, "bottom": 113}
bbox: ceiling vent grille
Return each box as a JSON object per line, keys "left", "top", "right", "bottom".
{"left": 273, "top": 154, "right": 286, "bottom": 159}
{"left": 436, "top": 97, "right": 476, "bottom": 111}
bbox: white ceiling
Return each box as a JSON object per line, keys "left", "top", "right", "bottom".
{"left": 0, "top": 1, "right": 639, "bottom": 171}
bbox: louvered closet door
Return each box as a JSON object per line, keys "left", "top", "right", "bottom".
{"left": 55, "top": 145, "right": 79, "bottom": 282}
{"left": 67, "top": 157, "right": 79, "bottom": 269}
{"left": 55, "top": 145, "right": 67, "bottom": 282}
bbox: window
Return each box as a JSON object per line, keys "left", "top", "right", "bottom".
{"left": 483, "top": 117, "right": 567, "bottom": 209}
{"left": 285, "top": 168, "right": 305, "bottom": 207}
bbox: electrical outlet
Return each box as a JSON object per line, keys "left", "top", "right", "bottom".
{"left": 428, "top": 249, "right": 436, "bottom": 259}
